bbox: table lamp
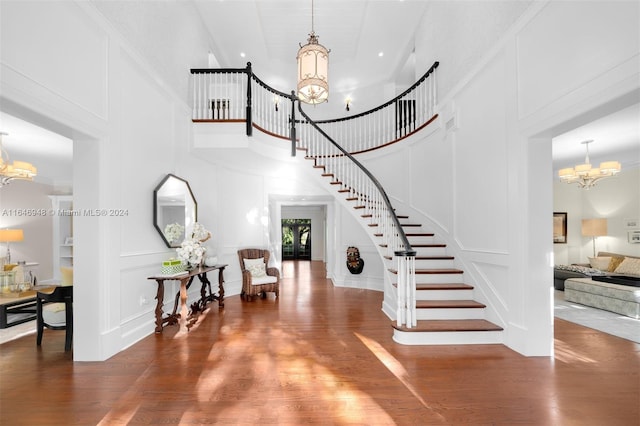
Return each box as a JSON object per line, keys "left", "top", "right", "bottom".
{"left": 0, "top": 228, "right": 24, "bottom": 264}
{"left": 581, "top": 218, "right": 607, "bottom": 257}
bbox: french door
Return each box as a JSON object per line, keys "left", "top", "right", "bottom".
{"left": 282, "top": 219, "right": 311, "bottom": 260}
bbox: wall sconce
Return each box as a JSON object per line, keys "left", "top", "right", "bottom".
{"left": 273, "top": 96, "right": 280, "bottom": 112}
{"left": 345, "top": 97, "right": 352, "bottom": 112}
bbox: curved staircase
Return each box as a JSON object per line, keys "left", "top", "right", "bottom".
{"left": 313, "top": 162, "right": 503, "bottom": 345}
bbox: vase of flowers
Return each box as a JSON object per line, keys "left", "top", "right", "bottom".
{"left": 176, "top": 222, "right": 211, "bottom": 269}
{"left": 164, "top": 222, "right": 185, "bottom": 245}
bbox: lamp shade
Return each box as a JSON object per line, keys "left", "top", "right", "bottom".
{"left": 297, "top": 33, "right": 329, "bottom": 105}
{"left": 0, "top": 229, "right": 24, "bottom": 242}
{"left": 581, "top": 218, "right": 607, "bottom": 237}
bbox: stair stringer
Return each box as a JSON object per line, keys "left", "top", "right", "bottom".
{"left": 385, "top": 197, "right": 508, "bottom": 341}
{"left": 297, "top": 152, "right": 504, "bottom": 346}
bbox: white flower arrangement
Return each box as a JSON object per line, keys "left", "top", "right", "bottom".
{"left": 176, "top": 222, "right": 211, "bottom": 267}
{"left": 176, "top": 239, "right": 207, "bottom": 267}
{"left": 191, "top": 222, "right": 211, "bottom": 242}
{"left": 164, "top": 222, "right": 185, "bottom": 244}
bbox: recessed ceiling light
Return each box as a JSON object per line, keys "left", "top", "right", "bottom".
{"left": 240, "top": 52, "right": 246, "bottom": 58}
{"left": 378, "top": 52, "right": 384, "bottom": 57}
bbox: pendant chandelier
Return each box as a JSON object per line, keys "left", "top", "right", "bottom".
{"left": 558, "top": 140, "right": 621, "bottom": 189}
{"left": 297, "top": 0, "right": 330, "bottom": 105}
{"left": 0, "top": 132, "right": 37, "bottom": 187}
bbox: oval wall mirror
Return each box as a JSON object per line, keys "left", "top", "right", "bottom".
{"left": 153, "top": 174, "right": 197, "bottom": 248}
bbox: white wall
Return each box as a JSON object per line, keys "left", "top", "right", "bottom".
{"left": 0, "top": 0, "right": 210, "bottom": 360}
{"left": 396, "top": 0, "right": 639, "bottom": 356}
{"left": 554, "top": 168, "right": 640, "bottom": 264}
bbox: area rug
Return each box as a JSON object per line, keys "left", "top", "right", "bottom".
{"left": 554, "top": 291, "right": 640, "bottom": 344}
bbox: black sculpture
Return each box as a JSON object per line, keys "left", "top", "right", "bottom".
{"left": 346, "top": 246, "right": 364, "bottom": 274}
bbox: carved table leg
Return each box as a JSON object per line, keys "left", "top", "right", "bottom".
{"left": 218, "top": 267, "right": 225, "bottom": 308}
{"left": 199, "top": 273, "right": 211, "bottom": 311}
{"left": 153, "top": 279, "right": 165, "bottom": 333}
{"left": 178, "top": 278, "right": 189, "bottom": 333}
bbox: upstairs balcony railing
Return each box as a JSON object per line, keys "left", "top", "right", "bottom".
{"left": 190, "top": 61, "right": 439, "bottom": 328}
{"left": 191, "top": 61, "right": 439, "bottom": 153}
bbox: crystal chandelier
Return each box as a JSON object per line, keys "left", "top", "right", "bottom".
{"left": 297, "top": 0, "right": 329, "bottom": 105}
{"left": 558, "top": 140, "right": 621, "bottom": 189}
{"left": 0, "top": 132, "right": 37, "bottom": 187}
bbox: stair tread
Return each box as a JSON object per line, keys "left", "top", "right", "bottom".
{"left": 416, "top": 283, "right": 474, "bottom": 290}
{"left": 385, "top": 256, "right": 455, "bottom": 260}
{"left": 392, "top": 319, "right": 503, "bottom": 332}
{"left": 392, "top": 283, "right": 474, "bottom": 290}
{"left": 416, "top": 300, "right": 485, "bottom": 308}
{"left": 389, "top": 268, "right": 463, "bottom": 274}
{"left": 406, "top": 233, "right": 435, "bottom": 237}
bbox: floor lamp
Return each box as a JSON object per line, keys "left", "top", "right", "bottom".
{"left": 582, "top": 218, "right": 607, "bottom": 257}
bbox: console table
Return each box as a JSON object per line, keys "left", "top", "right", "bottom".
{"left": 147, "top": 264, "right": 227, "bottom": 333}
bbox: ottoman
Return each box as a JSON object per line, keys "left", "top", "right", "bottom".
{"left": 564, "top": 278, "right": 640, "bottom": 319}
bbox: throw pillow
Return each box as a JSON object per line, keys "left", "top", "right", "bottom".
{"left": 243, "top": 258, "right": 267, "bottom": 278}
{"left": 613, "top": 257, "right": 640, "bottom": 276}
{"left": 608, "top": 256, "right": 625, "bottom": 272}
{"left": 588, "top": 257, "right": 612, "bottom": 271}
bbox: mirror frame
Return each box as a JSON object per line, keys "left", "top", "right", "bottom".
{"left": 153, "top": 174, "right": 197, "bottom": 248}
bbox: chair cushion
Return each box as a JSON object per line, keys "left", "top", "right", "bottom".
{"left": 43, "top": 303, "right": 66, "bottom": 326}
{"left": 251, "top": 275, "right": 278, "bottom": 285}
{"left": 243, "top": 258, "right": 267, "bottom": 278}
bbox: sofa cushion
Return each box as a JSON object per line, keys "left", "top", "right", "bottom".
{"left": 614, "top": 257, "right": 640, "bottom": 276}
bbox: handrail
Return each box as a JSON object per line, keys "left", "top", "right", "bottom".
{"left": 297, "top": 102, "right": 415, "bottom": 257}
{"left": 310, "top": 61, "right": 439, "bottom": 125}
{"left": 190, "top": 61, "right": 439, "bottom": 155}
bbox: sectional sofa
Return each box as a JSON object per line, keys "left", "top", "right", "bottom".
{"left": 555, "top": 252, "right": 640, "bottom": 319}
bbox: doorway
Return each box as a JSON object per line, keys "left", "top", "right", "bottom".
{"left": 282, "top": 219, "right": 311, "bottom": 260}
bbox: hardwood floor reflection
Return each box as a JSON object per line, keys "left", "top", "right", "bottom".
{"left": 0, "top": 260, "right": 638, "bottom": 425}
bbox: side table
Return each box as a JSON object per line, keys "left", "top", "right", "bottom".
{"left": 147, "top": 264, "right": 227, "bottom": 333}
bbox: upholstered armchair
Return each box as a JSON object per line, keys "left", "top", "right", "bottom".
{"left": 237, "top": 248, "right": 280, "bottom": 301}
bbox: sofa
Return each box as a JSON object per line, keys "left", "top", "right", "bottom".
{"left": 555, "top": 252, "right": 640, "bottom": 319}
{"left": 554, "top": 251, "right": 639, "bottom": 291}
{"left": 564, "top": 278, "right": 640, "bottom": 319}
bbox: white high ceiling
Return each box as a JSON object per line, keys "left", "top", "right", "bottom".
{"left": 0, "top": 0, "right": 638, "bottom": 186}
{"left": 196, "top": 0, "right": 427, "bottom": 109}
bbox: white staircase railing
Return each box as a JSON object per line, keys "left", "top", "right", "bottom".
{"left": 190, "top": 62, "right": 440, "bottom": 327}
{"left": 296, "top": 107, "right": 417, "bottom": 327}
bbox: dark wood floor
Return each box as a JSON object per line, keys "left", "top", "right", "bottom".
{"left": 1, "top": 260, "right": 638, "bottom": 425}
